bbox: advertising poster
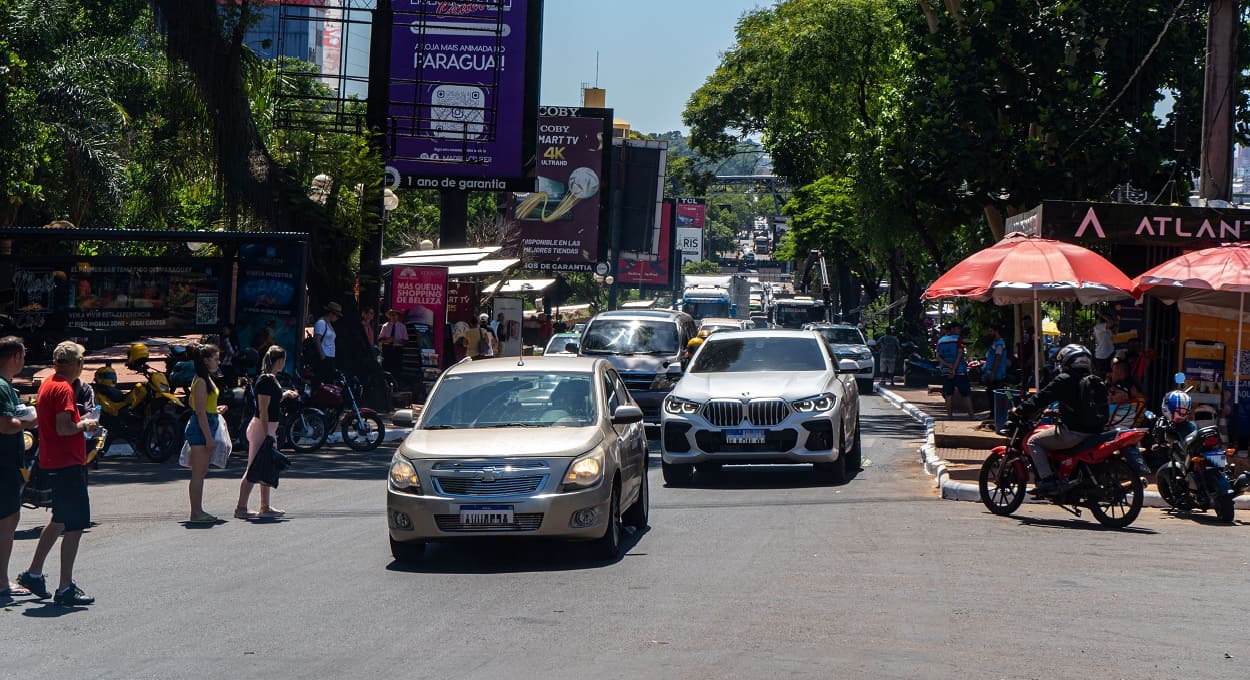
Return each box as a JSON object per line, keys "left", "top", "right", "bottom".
{"left": 490, "top": 296, "right": 523, "bottom": 357}
{"left": 513, "top": 107, "right": 612, "bottom": 272}
{"left": 445, "top": 281, "right": 478, "bottom": 364}
{"left": 236, "top": 243, "right": 306, "bottom": 372}
{"left": 676, "top": 227, "right": 703, "bottom": 264}
{"left": 392, "top": 265, "right": 447, "bottom": 369}
{"left": 618, "top": 198, "right": 672, "bottom": 285}
{"left": 675, "top": 197, "right": 706, "bottom": 229}
{"left": 9, "top": 257, "right": 226, "bottom": 334}
{"left": 389, "top": 0, "right": 538, "bottom": 190}
{"left": 1182, "top": 339, "right": 1226, "bottom": 411}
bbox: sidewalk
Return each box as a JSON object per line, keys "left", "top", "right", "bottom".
{"left": 876, "top": 382, "right": 1250, "bottom": 509}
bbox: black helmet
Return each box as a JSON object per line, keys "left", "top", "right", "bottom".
{"left": 234, "top": 347, "right": 259, "bottom": 370}
{"left": 1056, "top": 343, "right": 1093, "bottom": 372}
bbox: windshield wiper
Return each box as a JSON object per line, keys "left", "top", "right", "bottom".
{"left": 422, "top": 425, "right": 460, "bottom": 430}
{"left": 479, "top": 423, "right": 546, "bottom": 428}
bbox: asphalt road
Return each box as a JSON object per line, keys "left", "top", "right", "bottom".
{"left": 4, "top": 396, "right": 1250, "bottom": 679}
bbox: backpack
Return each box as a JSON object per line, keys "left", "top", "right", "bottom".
{"left": 1077, "top": 373, "right": 1109, "bottom": 432}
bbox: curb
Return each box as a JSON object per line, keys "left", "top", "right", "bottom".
{"left": 875, "top": 387, "right": 1250, "bottom": 509}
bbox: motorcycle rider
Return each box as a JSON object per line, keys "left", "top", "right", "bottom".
{"left": 1011, "top": 343, "right": 1108, "bottom": 495}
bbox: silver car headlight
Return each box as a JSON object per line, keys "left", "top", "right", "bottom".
{"left": 791, "top": 393, "right": 836, "bottom": 413}
{"left": 562, "top": 448, "right": 605, "bottom": 491}
{"left": 388, "top": 454, "right": 422, "bottom": 493}
{"left": 663, "top": 396, "right": 701, "bottom": 415}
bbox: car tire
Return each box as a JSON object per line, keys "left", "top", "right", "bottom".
{"left": 815, "top": 431, "right": 849, "bottom": 484}
{"left": 389, "top": 538, "right": 426, "bottom": 563}
{"left": 844, "top": 415, "right": 862, "bottom": 472}
{"left": 662, "top": 461, "right": 694, "bottom": 487}
{"left": 857, "top": 378, "right": 874, "bottom": 395}
{"left": 592, "top": 481, "right": 623, "bottom": 561}
{"left": 622, "top": 470, "right": 649, "bottom": 529}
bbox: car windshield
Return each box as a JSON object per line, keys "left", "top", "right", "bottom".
{"left": 579, "top": 319, "right": 680, "bottom": 355}
{"left": 544, "top": 334, "right": 579, "bottom": 354}
{"left": 421, "top": 372, "right": 596, "bottom": 429}
{"left": 814, "top": 327, "right": 864, "bottom": 345}
{"left": 774, "top": 306, "right": 824, "bottom": 327}
{"left": 690, "top": 337, "right": 828, "bottom": 373}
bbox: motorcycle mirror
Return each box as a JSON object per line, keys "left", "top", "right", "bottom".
{"left": 1174, "top": 372, "right": 1186, "bottom": 387}
{"left": 1143, "top": 410, "right": 1156, "bottom": 421}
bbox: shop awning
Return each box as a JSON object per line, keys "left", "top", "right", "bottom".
{"left": 382, "top": 246, "right": 501, "bottom": 268}
{"left": 483, "top": 278, "right": 555, "bottom": 295}
{"left": 446, "top": 259, "right": 521, "bottom": 277}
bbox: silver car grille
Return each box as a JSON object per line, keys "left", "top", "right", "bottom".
{"left": 748, "top": 399, "right": 789, "bottom": 426}
{"left": 432, "top": 460, "right": 548, "bottom": 471}
{"left": 433, "top": 475, "right": 546, "bottom": 497}
{"left": 702, "top": 399, "right": 790, "bottom": 427}
{"left": 434, "top": 513, "right": 544, "bottom": 532}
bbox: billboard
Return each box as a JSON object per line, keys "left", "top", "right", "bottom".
{"left": 676, "top": 227, "right": 703, "bottom": 263}
{"left": 675, "top": 197, "right": 706, "bottom": 229}
{"left": 617, "top": 198, "right": 672, "bottom": 285}
{"left": 391, "top": 265, "right": 447, "bottom": 371}
{"left": 235, "top": 242, "right": 308, "bottom": 371}
{"left": 388, "top": 0, "right": 543, "bottom": 191}
{"left": 9, "top": 257, "right": 227, "bottom": 335}
{"left": 490, "top": 296, "right": 523, "bottom": 357}
{"left": 445, "top": 280, "right": 478, "bottom": 363}
{"left": 512, "top": 107, "right": 612, "bottom": 272}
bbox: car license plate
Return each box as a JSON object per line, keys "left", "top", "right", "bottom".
{"left": 725, "top": 428, "right": 767, "bottom": 444}
{"left": 459, "top": 505, "right": 514, "bottom": 526}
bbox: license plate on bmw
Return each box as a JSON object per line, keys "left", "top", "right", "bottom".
{"left": 725, "top": 428, "right": 766, "bottom": 445}
{"left": 459, "top": 505, "right": 514, "bottom": 526}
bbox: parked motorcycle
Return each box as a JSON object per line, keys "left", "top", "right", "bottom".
{"left": 93, "top": 343, "right": 186, "bottom": 463}
{"left": 288, "top": 370, "right": 385, "bottom": 453}
{"left": 1153, "top": 418, "right": 1241, "bottom": 522}
{"left": 979, "top": 409, "right": 1147, "bottom": 528}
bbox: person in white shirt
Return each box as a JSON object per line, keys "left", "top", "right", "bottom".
{"left": 313, "top": 302, "right": 342, "bottom": 383}
{"left": 1092, "top": 312, "right": 1116, "bottom": 375}
{"left": 379, "top": 309, "right": 409, "bottom": 374}
{"left": 479, "top": 313, "right": 498, "bottom": 358}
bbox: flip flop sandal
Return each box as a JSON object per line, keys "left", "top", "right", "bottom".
{"left": 2, "top": 584, "right": 32, "bottom": 597}
{"left": 187, "top": 515, "right": 220, "bottom": 524}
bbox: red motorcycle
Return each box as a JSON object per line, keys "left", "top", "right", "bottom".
{"left": 289, "top": 371, "right": 386, "bottom": 453}
{"left": 978, "top": 410, "right": 1147, "bottom": 528}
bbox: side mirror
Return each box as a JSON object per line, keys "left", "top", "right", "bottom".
{"left": 1143, "top": 410, "right": 1156, "bottom": 422}
{"left": 1174, "top": 372, "right": 1186, "bottom": 387}
{"left": 837, "top": 359, "right": 860, "bottom": 374}
{"left": 611, "top": 404, "right": 644, "bottom": 425}
{"left": 391, "top": 409, "right": 416, "bottom": 428}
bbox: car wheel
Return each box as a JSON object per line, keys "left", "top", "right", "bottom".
{"left": 844, "top": 415, "right": 862, "bottom": 472}
{"left": 622, "top": 469, "right": 649, "bottom": 529}
{"left": 662, "top": 461, "right": 694, "bottom": 487}
{"left": 592, "top": 480, "right": 623, "bottom": 561}
{"left": 857, "top": 378, "right": 874, "bottom": 395}
{"left": 814, "top": 431, "right": 849, "bottom": 484}
{"left": 389, "top": 538, "right": 426, "bottom": 563}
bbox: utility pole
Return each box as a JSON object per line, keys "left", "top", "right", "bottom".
{"left": 361, "top": 0, "right": 393, "bottom": 306}
{"left": 1199, "top": 0, "right": 1238, "bottom": 203}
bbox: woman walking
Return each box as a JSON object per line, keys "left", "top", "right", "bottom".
{"left": 235, "top": 346, "right": 298, "bottom": 519}
{"left": 185, "top": 344, "right": 226, "bottom": 524}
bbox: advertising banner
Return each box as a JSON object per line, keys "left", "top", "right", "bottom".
{"left": 392, "top": 265, "right": 447, "bottom": 370}
{"left": 1011, "top": 200, "right": 1250, "bottom": 247}
{"left": 9, "top": 257, "right": 227, "bottom": 335}
{"left": 676, "top": 227, "right": 703, "bottom": 260}
{"left": 675, "top": 197, "right": 706, "bottom": 229}
{"left": 617, "top": 198, "right": 672, "bottom": 285}
{"left": 446, "top": 281, "right": 478, "bottom": 364}
{"left": 512, "top": 107, "right": 612, "bottom": 272}
{"left": 490, "top": 296, "right": 523, "bottom": 357}
{"left": 388, "top": 0, "right": 540, "bottom": 190}
{"left": 236, "top": 242, "right": 306, "bottom": 372}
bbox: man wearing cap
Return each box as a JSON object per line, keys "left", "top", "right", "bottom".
{"left": 379, "top": 309, "right": 409, "bottom": 375}
{"left": 314, "top": 302, "right": 342, "bottom": 383}
{"left": 478, "top": 313, "right": 499, "bottom": 358}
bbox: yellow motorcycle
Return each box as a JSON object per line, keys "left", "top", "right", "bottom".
{"left": 93, "top": 343, "right": 186, "bottom": 463}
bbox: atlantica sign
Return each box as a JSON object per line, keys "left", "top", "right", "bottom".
{"left": 1006, "top": 200, "right": 1250, "bottom": 246}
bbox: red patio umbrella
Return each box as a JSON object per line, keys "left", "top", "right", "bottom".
{"left": 923, "top": 232, "right": 1136, "bottom": 388}
{"left": 1133, "top": 242, "right": 1250, "bottom": 403}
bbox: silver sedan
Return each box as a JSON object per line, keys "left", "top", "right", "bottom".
{"left": 387, "top": 356, "right": 649, "bottom": 562}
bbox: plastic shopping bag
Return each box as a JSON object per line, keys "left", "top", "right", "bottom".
{"left": 178, "top": 416, "right": 231, "bottom": 469}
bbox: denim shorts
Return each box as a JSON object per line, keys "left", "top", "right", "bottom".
{"left": 184, "top": 414, "right": 220, "bottom": 447}
{"left": 47, "top": 465, "right": 90, "bottom": 532}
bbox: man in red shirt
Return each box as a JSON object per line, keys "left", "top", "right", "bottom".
{"left": 16, "top": 341, "right": 97, "bottom": 606}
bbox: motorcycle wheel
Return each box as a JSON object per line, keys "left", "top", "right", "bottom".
{"left": 342, "top": 413, "right": 386, "bottom": 452}
{"left": 978, "top": 453, "right": 1027, "bottom": 516}
{"left": 142, "top": 414, "right": 181, "bottom": 463}
{"left": 1089, "top": 458, "right": 1144, "bottom": 529}
{"left": 288, "top": 408, "right": 329, "bottom": 453}
{"left": 1154, "top": 468, "right": 1177, "bottom": 508}
{"left": 1214, "top": 493, "right": 1235, "bottom": 523}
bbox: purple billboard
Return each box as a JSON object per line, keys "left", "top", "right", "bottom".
{"left": 510, "top": 107, "right": 612, "bottom": 272}
{"left": 388, "top": 0, "right": 542, "bottom": 191}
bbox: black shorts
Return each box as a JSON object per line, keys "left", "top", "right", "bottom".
{"left": 47, "top": 465, "right": 90, "bottom": 532}
{"left": 0, "top": 456, "right": 21, "bottom": 519}
{"left": 942, "top": 374, "right": 971, "bottom": 397}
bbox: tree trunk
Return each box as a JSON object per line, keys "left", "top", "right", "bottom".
{"left": 153, "top": 0, "right": 387, "bottom": 406}
{"left": 983, "top": 204, "right": 1005, "bottom": 241}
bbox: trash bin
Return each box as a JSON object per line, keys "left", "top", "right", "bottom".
{"left": 993, "top": 389, "right": 1020, "bottom": 432}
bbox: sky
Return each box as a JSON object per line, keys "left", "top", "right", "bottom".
{"left": 538, "top": 0, "right": 773, "bottom": 135}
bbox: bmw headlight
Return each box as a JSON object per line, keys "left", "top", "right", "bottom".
{"left": 388, "top": 454, "right": 422, "bottom": 493}
{"left": 663, "top": 396, "right": 701, "bottom": 415}
{"left": 791, "top": 393, "right": 836, "bottom": 413}
{"left": 562, "top": 449, "right": 605, "bottom": 490}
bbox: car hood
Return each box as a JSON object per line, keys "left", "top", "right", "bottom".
{"left": 400, "top": 427, "right": 603, "bottom": 460}
{"left": 674, "top": 371, "right": 833, "bottom": 400}
{"left": 829, "top": 343, "right": 871, "bottom": 356}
